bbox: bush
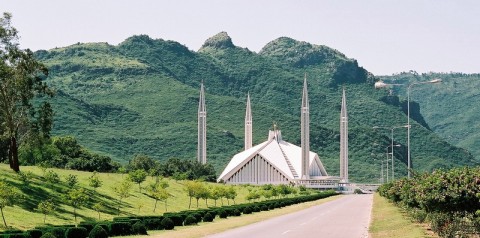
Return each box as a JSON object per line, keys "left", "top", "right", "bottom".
{"left": 88, "top": 225, "right": 108, "bottom": 238}
{"left": 28, "top": 230, "right": 43, "bottom": 238}
{"left": 160, "top": 217, "right": 174, "bottom": 230}
{"left": 144, "top": 218, "right": 163, "bottom": 230}
{"left": 183, "top": 215, "right": 197, "bottom": 226}
{"left": 253, "top": 205, "right": 260, "bottom": 212}
{"left": 132, "top": 221, "right": 147, "bottom": 235}
{"left": 65, "top": 227, "right": 87, "bottom": 238}
{"left": 40, "top": 233, "right": 56, "bottom": 238}
{"left": 49, "top": 228, "right": 66, "bottom": 238}
{"left": 7, "top": 234, "right": 30, "bottom": 238}
{"left": 203, "top": 212, "right": 214, "bottom": 222}
{"left": 109, "top": 222, "right": 132, "bottom": 236}
{"left": 77, "top": 224, "right": 94, "bottom": 234}
{"left": 260, "top": 205, "right": 269, "bottom": 211}
{"left": 218, "top": 210, "right": 228, "bottom": 219}
{"left": 243, "top": 206, "right": 252, "bottom": 214}
{"left": 232, "top": 209, "right": 241, "bottom": 216}
{"left": 164, "top": 214, "right": 183, "bottom": 227}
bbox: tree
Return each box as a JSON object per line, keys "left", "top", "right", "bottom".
{"left": 92, "top": 202, "right": 103, "bottom": 220}
{"left": 146, "top": 180, "right": 170, "bottom": 212}
{"left": 0, "top": 180, "right": 21, "bottom": 227}
{"left": 113, "top": 178, "right": 132, "bottom": 214}
{"left": 210, "top": 186, "right": 223, "bottom": 206}
{"left": 128, "top": 169, "right": 147, "bottom": 193}
{"left": 64, "top": 188, "right": 88, "bottom": 223}
{"left": 185, "top": 180, "right": 202, "bottom": 209}
{"left": 36, "top": 199, "right": 55, "bottom": 224}
{"left": 65, "top": 174, "right": 78, "bottom": 188}
{"left": 0, "top": 13, "right": 53, "bottom": 172}
{"left": 128, "top": 154, "right": 156, "bottom": 172}
{"left": 88, "top": 171, "right": 102, "bottom": 191}
{"left": 226, "top": 186, "right": 237, "bottom": 205}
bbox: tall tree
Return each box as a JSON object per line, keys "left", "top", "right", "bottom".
{"left": 0, "top": 12, "right": 52, "bottom": 172}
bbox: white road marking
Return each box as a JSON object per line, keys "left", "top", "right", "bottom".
{"left": 282, "top": 230, "right": 292, "bottom": 235}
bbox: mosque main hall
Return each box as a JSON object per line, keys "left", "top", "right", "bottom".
{"left": 198, "top": 76, "right": 349, "bottom": 189}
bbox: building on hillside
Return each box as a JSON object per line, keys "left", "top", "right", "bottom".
{"left": 217, "top": 76, "right": 339, "bottom": 189}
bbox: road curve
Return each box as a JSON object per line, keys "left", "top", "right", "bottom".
{"left": 206, "top": 194, "right": 373, "bottom": 238}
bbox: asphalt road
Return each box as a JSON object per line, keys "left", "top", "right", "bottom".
{"left": 206, "top": 194, "right": 373, "bottom": 238}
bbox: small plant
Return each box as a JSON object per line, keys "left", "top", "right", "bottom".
{"left": 36, "top": 199, "right": 55, "bottom": 224}
{"left": 88, "top": 172, "right": 103, "bottom": 191}
{"left": 18, "top": 171, "right": 34, "bottom": 185}
{"left": 65, "top": 174, "right": 78, "bottom": 188}
{"left": 44, "top": 170, "right": 60, "bottom": 184}
{"left": 219, "top": 210, "right": 228, "bottom": 219}
{"left": 0, "top": 180, "right": 22, "bottom": 227}
{"left": 92, "top": 202, "right": 103, "bottom": 220}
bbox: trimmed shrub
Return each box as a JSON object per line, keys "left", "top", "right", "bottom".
{"left": 191, "top": 213, "right": 202, "bottom": 222}
{"left": 260, "top": 205, "right": 269, "bottom": 211}
{"left": 65, "top": 227, "right": 87, "bottom": 238}
{"left": 183, "top": 215, "right": 197, "bottom": 226}
{"left": 40, "top": 233, "right": 56, "bottom": 238}
{"left": 132, "top": 221, "right": 147, "bottom": 235}
{"left": 232, "top": 209, "right": 241, "bottom": 216}
{"left": 109, "top": 222, "right": 132, "bottom": 236}
{"left": 144, "top": 218, "right": 163, "bottom": 230}
{"left": 165, "top": 214, "right": 183, "bottom": 227}
{"left": 160, "top": 217, "right": 174, "bottom": 230}
{"left": 77, "top": 224, "right": 94, "bottom": 234}
{"left": 49, "top": 228, "right": 65, "bottom": 238}
{"left": 203, "top": 212, "right": 214, "bottom": 222}
{"left": 219, "top": 210, "right": 228, "bottom": 219}
{"left": 28, "top": 229, "right": 43, "bottom": 238}
{"left": 243, "top": 206, "right": 252, "bottom": 214}
{"left": 7, "top": 234, "right": 30, "bottom": 238}
{"left": 88, "top": 226, "right": 108, "bottom": 238}
{"left": 253, "top": 205, "right": 260, "bottom": 212}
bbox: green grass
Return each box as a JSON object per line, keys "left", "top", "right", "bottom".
{"left": 0, "top": 164, "right": 255, "bottom": 231}
{"left": 369, "top": 193, "right": 435, "bottom": 238}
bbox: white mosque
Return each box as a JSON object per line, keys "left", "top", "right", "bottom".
{"left": 201, "top": 76, "right": 349, "bottom": 189}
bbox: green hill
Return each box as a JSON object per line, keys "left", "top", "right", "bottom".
{"left": 379, "top": 72, "right": 480, "bottom": 160}
{"left": 34, "top": 32, "right": 479, "bottom": 182}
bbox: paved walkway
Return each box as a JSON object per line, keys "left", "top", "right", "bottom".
{"left": 206, "top": 194, "right": 373, "bottom": 238}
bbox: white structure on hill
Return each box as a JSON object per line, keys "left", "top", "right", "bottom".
{"left": 340, "top": 88, "right": 349, "bottom": 182}
{"left": 217, "top": 77, "right": 338, "bottom": 188}
{"left": 197, "top": 82, "right": 207, "bottom": 164}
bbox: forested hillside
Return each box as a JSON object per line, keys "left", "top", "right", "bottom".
{"left": 33, "top": 32, "right": 478, "bottom": 182}
{"left": 380, "top": 72, "right": 480, "bottom": 160}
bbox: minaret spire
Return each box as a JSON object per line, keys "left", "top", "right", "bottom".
{"left": 301, "top": 74, "right": 310, "bottom": 179}
{"left": 340, "top": 87, "right": 349, "bottom": 182}
{"left": 198, "top": 82, "right": 207, "bottom": 164}
{"left": 245, "top": 92, "right": 252, "bottom": 150}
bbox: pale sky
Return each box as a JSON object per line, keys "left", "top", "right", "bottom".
{"left": 2, "top": 0, "right": 479, "bottom": 75}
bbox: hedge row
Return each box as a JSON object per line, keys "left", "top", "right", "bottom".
{"left": 1, "top": 190, "right": 337, "bottom": 238}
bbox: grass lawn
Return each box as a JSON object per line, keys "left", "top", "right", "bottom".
{"left": 0, "top": 164, "right": 254, "bottom": 231}
{"left": 369, "top": 193, "right": 436, "bottom": 238}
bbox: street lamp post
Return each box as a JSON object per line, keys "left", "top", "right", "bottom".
{"left": 374, "top": 125, "right": 407, "bottom": 180}
{"left": 374, "top": 79, "right": 442, "bottom": 178}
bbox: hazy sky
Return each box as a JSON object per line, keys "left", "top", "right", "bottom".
{"left": 2, "top": 0, "right": 479, "bottom": 75}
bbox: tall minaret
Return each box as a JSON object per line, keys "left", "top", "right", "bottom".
{"left": 245, "top": 93, "right": 252, "bottom": 150}
{"left": 340, "top": 87, "right": 349, "bottom": 182}
{"left": 198, "top": 82, "right": 207, "bottom": 164}
{"left": 301, "top": 75, "right": 310, "bottom": 179}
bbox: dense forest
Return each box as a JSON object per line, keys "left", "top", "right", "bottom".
{"left": 19, "top": 32, "right": 478, "bottom": 182}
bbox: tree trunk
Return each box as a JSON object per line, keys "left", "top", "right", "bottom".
{"left": 189, "top": 197, "right": 192, "bottom": 209}
{"left": 164, "top": 200, "right": 167, "bottom": 212}
{"left": 153, "top": 199, "right": 158, "bottom": 213}
{"left": 196, "top": 198, "right": 199, "bottom": 208}
{"left": 44, "top": 214, "right": 46, "bottom": 224}
{"left": 9, "top": 137, "right": 20, "bottom": 172}
{"left": 1, "top": 208, "right": 7, "bottom": 227}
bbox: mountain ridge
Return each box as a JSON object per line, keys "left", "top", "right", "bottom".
{"left": 33, "top": 32, "right": 478, "bottom": 182}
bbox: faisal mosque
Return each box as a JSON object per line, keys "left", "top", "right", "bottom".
{"left": 197, "top": 76, "right": 349, "bottom": 189}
